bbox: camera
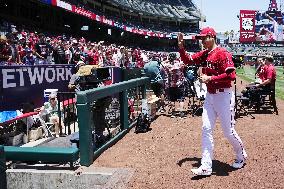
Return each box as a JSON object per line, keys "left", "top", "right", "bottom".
{"left": 168, "top": 53, "right": 177, "bottom": 62}
{"left": 77, "top": 67, "right": 111, "bottom": 90}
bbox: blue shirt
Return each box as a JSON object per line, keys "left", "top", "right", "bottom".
{"left": 143, "top": 61, "right": 164, "bottom": 84}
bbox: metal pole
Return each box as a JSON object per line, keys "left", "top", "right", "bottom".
{"left": 78, "top": 103, "right": 93, "bottom": 166}
{"left": 119, "top": 90, "right": 128, "bottom": 130}
{"left": 58, "top": 93, "right": 62, "bottom": 136}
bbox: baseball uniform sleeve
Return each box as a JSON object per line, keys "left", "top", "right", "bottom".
{"left": 179, "top": 48, "right": 206, "bottom": 65}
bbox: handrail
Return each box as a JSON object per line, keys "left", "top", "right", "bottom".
{"left": 0, "top": 145, "right": 7, "bottom": 189}
{"left": 77, "top": 77, "right": 149, "bottom": 166}
{"left": 76, "top": 77, "right": 149, "bottom": 103}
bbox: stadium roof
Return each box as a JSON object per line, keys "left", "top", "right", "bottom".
{"left": 107, "top": 0, "right": 205, "bottom": 21}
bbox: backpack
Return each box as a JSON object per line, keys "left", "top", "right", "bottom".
{"left": 135, "top": 113, "right": 150, "bottom": 133}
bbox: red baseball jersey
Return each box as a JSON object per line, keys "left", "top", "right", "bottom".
{"left": 179, "top": 47, "right": 236, "bottom": 93}
{"left": 264, "top": 64, "right": 276, "bottom": 88}
{"left": 258, "top": 65, "right": 267, "bottom": 82}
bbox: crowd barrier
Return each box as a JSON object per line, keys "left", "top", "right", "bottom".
{"left": 0, "top": 145, "right": 7, "bottom": 189}
{"left": 77, "top": 77, "right": 149, "bottom": 166}
{"left": 57, "top": 92, "right": 77, "bottom": 136}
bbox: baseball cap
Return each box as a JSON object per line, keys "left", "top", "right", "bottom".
{"left": 49, "top": 93, "right": 57, "bottom": 100}
{"left": 195, "top": 27, "right": 217, "bottom": 39}
{"left": 75, "top": 61, "right": 85, "bottom": 68}
{"left": 19, "top": 36, "right": 26, "bottom": 40}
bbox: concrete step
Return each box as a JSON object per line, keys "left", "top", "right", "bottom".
{"left": 6, "top": 166, "right": 134, "bottom": 189}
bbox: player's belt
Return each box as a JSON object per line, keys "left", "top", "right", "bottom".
{"left": 210, "top": 88, "right": 232, "bottom": 94}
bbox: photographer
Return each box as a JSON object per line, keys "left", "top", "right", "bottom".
{"left": 68, "top": 61, "right": 85, "bottom": 92}
{"left": 69, "top": 64, "right": 111, "bottom": 145}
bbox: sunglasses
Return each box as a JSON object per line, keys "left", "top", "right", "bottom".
{"left": 50, "top": 98, "right": 56, "bottom": 100}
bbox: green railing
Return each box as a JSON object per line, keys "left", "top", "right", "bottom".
{"left": 77, "top": 77, "right": 149, "bottom": 166}
{"left": 0, "top": 145, "right": 7, "bottom": 189}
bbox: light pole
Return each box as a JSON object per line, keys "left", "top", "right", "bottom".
{"left": 200, "top": 0, "right": 203, "bottom": 28}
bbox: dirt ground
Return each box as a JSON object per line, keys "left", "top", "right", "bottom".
{"left": 92, "top": 78, "right": 284, "bottom": 189}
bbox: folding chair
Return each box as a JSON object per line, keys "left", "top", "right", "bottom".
{"left": 258, "top": 87, "right": 278, "bottom": 115}
{"left": 34, "top": 115, "right": 54, "bottom": 137}
{"left": 234, "top": 78, "right": 255, "bottom": 119}
{"left": 235, "top": 93, "right": 255, "bottom": 119}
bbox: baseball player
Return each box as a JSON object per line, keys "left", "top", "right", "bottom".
{"left": 255, "top": 55, "right": 278, "bottom": 115}
{"left": 178, "top": 27, "right": 247, "bottom": 176}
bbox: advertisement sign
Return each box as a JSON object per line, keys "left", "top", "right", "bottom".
{"left": 56, "top": 0, "right": 72, "bottom": 12}
{"left": 240, "top": 10, "right": 256, "bottom": 43}
{"left": 240, "top": 10, "right": 284, "bottom": 43}
{"left": 0, "top": 65, "right": 74, "bottom": 111}
{"left": 255, "top": 10, "right": 284, "bottom": 42}
{"left": 0, "top": 65, "right": 123, "bottom": 111}
{"left": 73, "top": 6, "right": 94, "bottom": 19}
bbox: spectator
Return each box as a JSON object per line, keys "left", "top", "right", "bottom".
{"left": 22, "top": 48, "right": 36, "bottom": 65}
{"left": 34, "top": 33, "right": 52, "bottom": 64}
{"left": 68, "top": 61, "right": 85, "bottom": 92}
{"left": 163, "top": 53, "right": 186, "bottom": 118}
{"left": 40, "top": 93, "right": 63, "bottom": 137}
{"left": 117, "top": 46, "right": 126, "bottom": 67}
{"left": 88, "top": 43, "right": 99, "bottom": 65}
{"left": 53, "top": 38, "right": 66, "bottom": 64}
{"left": 0, "top": 35, "right": 10, "bottom": 63}
{"left": 69, "top": 39, "right": 81, "bottom": 65}
{"left": 144, "top": 55, "right": 166, "bottom": 112}
{"left": 6, "top": 33, "right": 20, "bottom": 64}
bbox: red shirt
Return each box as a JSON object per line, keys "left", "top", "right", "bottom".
{"left": 258, "top": 65, "right": 267, "bottom": 82}
{"left": 179, "top": 47, "right": 236, "bottom": 94}
{"left": 164, "top": 61, "right": 185, "bottom": 88}
{"left": 264, "top": 64, "right": 276, "bottom": 88}
{"left": 88, "top": 50, "right": 99, "bottom": 65}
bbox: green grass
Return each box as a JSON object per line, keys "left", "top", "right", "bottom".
{"left": 236, "top": 66, "right": 284, "bottom": 100}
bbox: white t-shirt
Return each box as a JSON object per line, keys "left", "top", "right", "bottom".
{"left": 272, "top": 20, "right": 283, "bottom": 41}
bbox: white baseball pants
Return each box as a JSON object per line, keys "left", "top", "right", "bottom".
{"left": 200, "top": 89, "right": 247, "bottom": 169}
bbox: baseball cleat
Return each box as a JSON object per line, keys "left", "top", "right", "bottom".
{"left": 232, "top": 159, "right": 245, "bottom": 169}
{"left": 191, "top": 167, "right": 212, "bottom": 176}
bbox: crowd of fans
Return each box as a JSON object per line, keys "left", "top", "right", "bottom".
{"left": 0, "top": 23, "right": 174, "bottom": 68}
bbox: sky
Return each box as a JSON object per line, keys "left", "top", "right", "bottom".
{"left": 192, "top": 0, "right": 282, "bottom": 32}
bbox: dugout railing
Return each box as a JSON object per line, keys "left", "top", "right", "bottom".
{"left": 77, "top": 77, "right": 149, "bottom": 166}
